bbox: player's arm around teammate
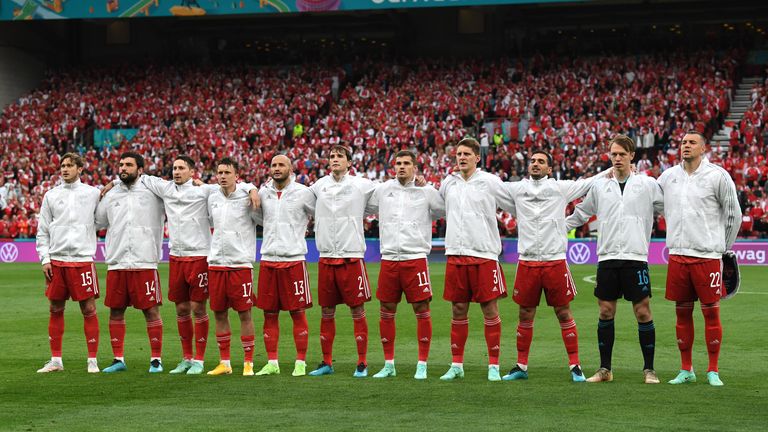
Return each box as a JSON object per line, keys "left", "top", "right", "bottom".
{"left": 35, "top": 153, "right": 102, "bottom": 373}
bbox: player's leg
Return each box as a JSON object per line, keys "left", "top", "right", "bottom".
{"left": 255, "top": 309, "right": 281, "bottom": 376}
{"left": 290, "top": 309, "right": 309, "bottom": 376}
{"left": 440, "top": 262, "right": 469, "bottom": 381}
{"left": 373, "top": 301, "right": 398, "bottom": 378}
{"left": 238, "top": 308, "right": 256, "bottom": 376}
{"left": 79, "top": 297, "right": 100, "bottom": 373}
{"left": 666, "top": 257, "right": 697, "bottom": 384}
{"left": 309, "top": 305, "right": 337, "bottom": 376}
{"left": 169, "top": 260, "right": 193, "bottom": 373}
{"left": 143, "top": 305, "right": 164, "bottom": 373}
{"left": 632, "top": 297, "right": 658, "bottom": 384}
{"left": 208, "top": 310, "right": 233, "bottom": 375}
{"left": 554, "top": 304, "right": 585, "bottom": 382}
{"left": 38, "top": 299, "right": 66, "bottom": 373}
{"left": 692, "top": 259, "right": 725, "bottom": 386}
{"left": 103, "top": 307, "right": 128, "bottom": 373}
{"left": 310, "top": 263, "right": 339, "bottom": 376}
{"left": 587, "top": 300, "right": 616, "bottom": 383}
{"left": 350, "top": 303, "right": 369, "bottom": 378}
{"left": 440, "top": 301, "right": 469, "bottom": 381}
{"left": 187, "top": 300, "right": 208, "bottom": 374}
{"left": 374, "top": 260, "right": 401, "bottom": 378}
{"left": 503, "top": 306, "right": 535, "bottom": 381}
{"left": 480, "top": 299, "right": 502, "bottom": 381}
{"left": 170, "top": 301, "right": 194, "bottom": 374}
{"left": 412, "top": 299, "right": 431, "bottom": 380}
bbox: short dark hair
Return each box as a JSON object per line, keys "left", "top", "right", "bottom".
{"left": 530, "top": 148, "right": 553, "bottom": 167}
{"left": 217, "top": 157, "right": 239, "bottom": 171}
{"left": 329, "top": 145, "right": 352, "bottom": 161}
{"left": 684, "top": 130, "right": 708, "bottom": 145}
{"left": 394, "top": 150, "right": 417, "bottom": 165}
{"left": 120, "top": 151, "right": 144, "bottom": 169}
{"left": 610, "top": 134, "right": 636, "bottom": 153}
{"left": 456, "top": 137, "right": 480, "bottom": 155}
{"left": 61, "top": 152, "right": 83, "bottom": 168}
{"left": 175, "top": 155, "right": 195, "bottom": 170}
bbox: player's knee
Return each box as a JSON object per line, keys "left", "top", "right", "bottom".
{"left": 49, "top": 305, "right": 65, "bottom": 314}
{"left": 555, "top": 309, "right": 573, "bottom": 322}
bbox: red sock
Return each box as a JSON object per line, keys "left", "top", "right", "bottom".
{"left": 450, "top": 318, "right": 469, "bottom": 364}
{"left": 83, "top": 310, "right": 99, "bottom": 358}
{"left": 290, "top": 311, "right": 309, "bottom": 362}
{"left": 415, "top": 310, "right": 432, "bottom": 362}
{"left": 320, "top": 313, "right": 335, "bottom": 365}
{"left": 48, "top": 309, "right": 65, "bottom": 357}
{"left": 193, "top": 315, "right": 209, "bottom": 362}
{"left": 177, "top": 315, "right": 193, "bottom": 360}
{"left": 702, "top": 303, "right": 722, "bottom": 372}
{"left": 484, "top": 315, "right": 502, "bottom": 366}
{"left": 516, "top": 320, "right": 534, "bottom": 366}
{"left": 352, "top": 310, "right": 368, "bottom": 365}
{"left": 216, "top": 331, "right": 231, "bottom": 361}
{"left": 379, "top": 308, "right": 396, "bottom": 362}
{"left": 146, "top": 319, "right": 163, "bottom": 358}
{"left": 675, "top": 303, "right": 695, "bottom": 371}
{"left": 241, "top": 335, "right": 255, "bottom": 363}
{"left": 263, "top": 312, "right": 280, "bottom": 361}
{"left": 109, "top": 318, "right": 126, "bottom": 358}
{"left": 560, "top": 319, "right": 580, "bottom": 366}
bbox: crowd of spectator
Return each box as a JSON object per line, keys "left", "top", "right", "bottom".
{"left": 1, "top": 49, "right": 766, "bottom": 239}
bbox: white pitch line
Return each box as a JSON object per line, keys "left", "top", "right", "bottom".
{"left": 581, "top": 275, "right": 767, "bottom": 294}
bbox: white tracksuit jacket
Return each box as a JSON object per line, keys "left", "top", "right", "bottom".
{"left": 96, "top": 180, "right": 165, "bottom": 270}
{"left": 207, "top": 187, "right": 259, "bottom": 268}
{"left": 506, "top": 171, "right": 607, "bottom": 262}
{"left": 257, "top": 179, "right": 316, "bottom": 262}
{"left": 310, "top": 173, "right": 376, "bottom": 259}
{"left": 565, "top": 173, "right": 664, "bottom": 262}
{"left": 36, "top": 179, "right": 101, "bottom": 264}
{"left": 657, "top": 159, "right": 741, "bottom": 258}
{"left": 367, "top": 178, "right": 445, "bottom": 261}
{"left": 440, "top": 170, "right": 515, "bottom": 260}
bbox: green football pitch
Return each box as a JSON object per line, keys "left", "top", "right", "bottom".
{"left": 1, "top": 263, "right": 765, "bottom": 431}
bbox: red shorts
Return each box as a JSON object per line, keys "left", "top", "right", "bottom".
{"left": 377, "top": 258, "right": 433, "bottom": 304}
{"left": 318, "top": 258, "right": 371, "bottom": 308}
{"left": 256, "top": 261, "right": 313, "bottom": 311}
{"left": 665, "top": 255, "right": 723, "bottom": 304}
{"left": 105, "top": 269, "right": 163, "bottom": 310}
{"left": 168, "top": 256, "right": 209, "bottom": 303}
{"left": 45, "top": 261, "right": 100, "bottom": 302}
{"left": 513, "top": 260, "right": 576, "bottom": 308}
{"left": 208, "top": 267, "right": 255, "bottom": 312}
{"left": 443, "top": 257, "right": 507, "bottom": 304}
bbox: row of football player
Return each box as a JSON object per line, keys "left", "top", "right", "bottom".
{"left": 35, "top": 133, "right": 740, "bottom": 384}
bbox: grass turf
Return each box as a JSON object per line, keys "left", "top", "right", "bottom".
{"left": 0, "top": 263, "right": 765, "bottom": 431}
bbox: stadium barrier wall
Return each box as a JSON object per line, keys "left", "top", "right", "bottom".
{"left": 2, "top": 239, "right": 766, "bottom": 265}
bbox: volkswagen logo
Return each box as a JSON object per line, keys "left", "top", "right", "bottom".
{"left": 661, "top": 246, "right": 670, "bottom": 264}
{"left": 0, "top": 243, "right": 19, "bottom": 263}
{"left": 568, "top": 243, "right": 591, "bottom": 264}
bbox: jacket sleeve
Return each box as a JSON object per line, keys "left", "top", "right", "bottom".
{"left": 426, "top": 186, "right": 445, "bottom": 220}
{"left": 365, "top": 185, "right": 380, "bottom": 216}
{"left": 563, "top": 168, "right": 610, "bottom": 202}
{"left": 490, "top": 176, "right": 516, "bottom": 213}
{"left": 651, "top": 179, "right": 664, "bottom": 215}
{"left": 35, "top": 194, "right": 53, "bottom": 264}
{"left": 140, "top": 174, "right": 172, "bottom": 198}
{"left": 95, "top": 194, "right": 110, "bottom": 231}
{"left": 362, "top": 180, "right": 379, "bottom": 216}
{"left": 566, "top": 187, "right": 596, "bottom": 231}
{"left": 716, "top": 170, "right": 742, "bottom": 250}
